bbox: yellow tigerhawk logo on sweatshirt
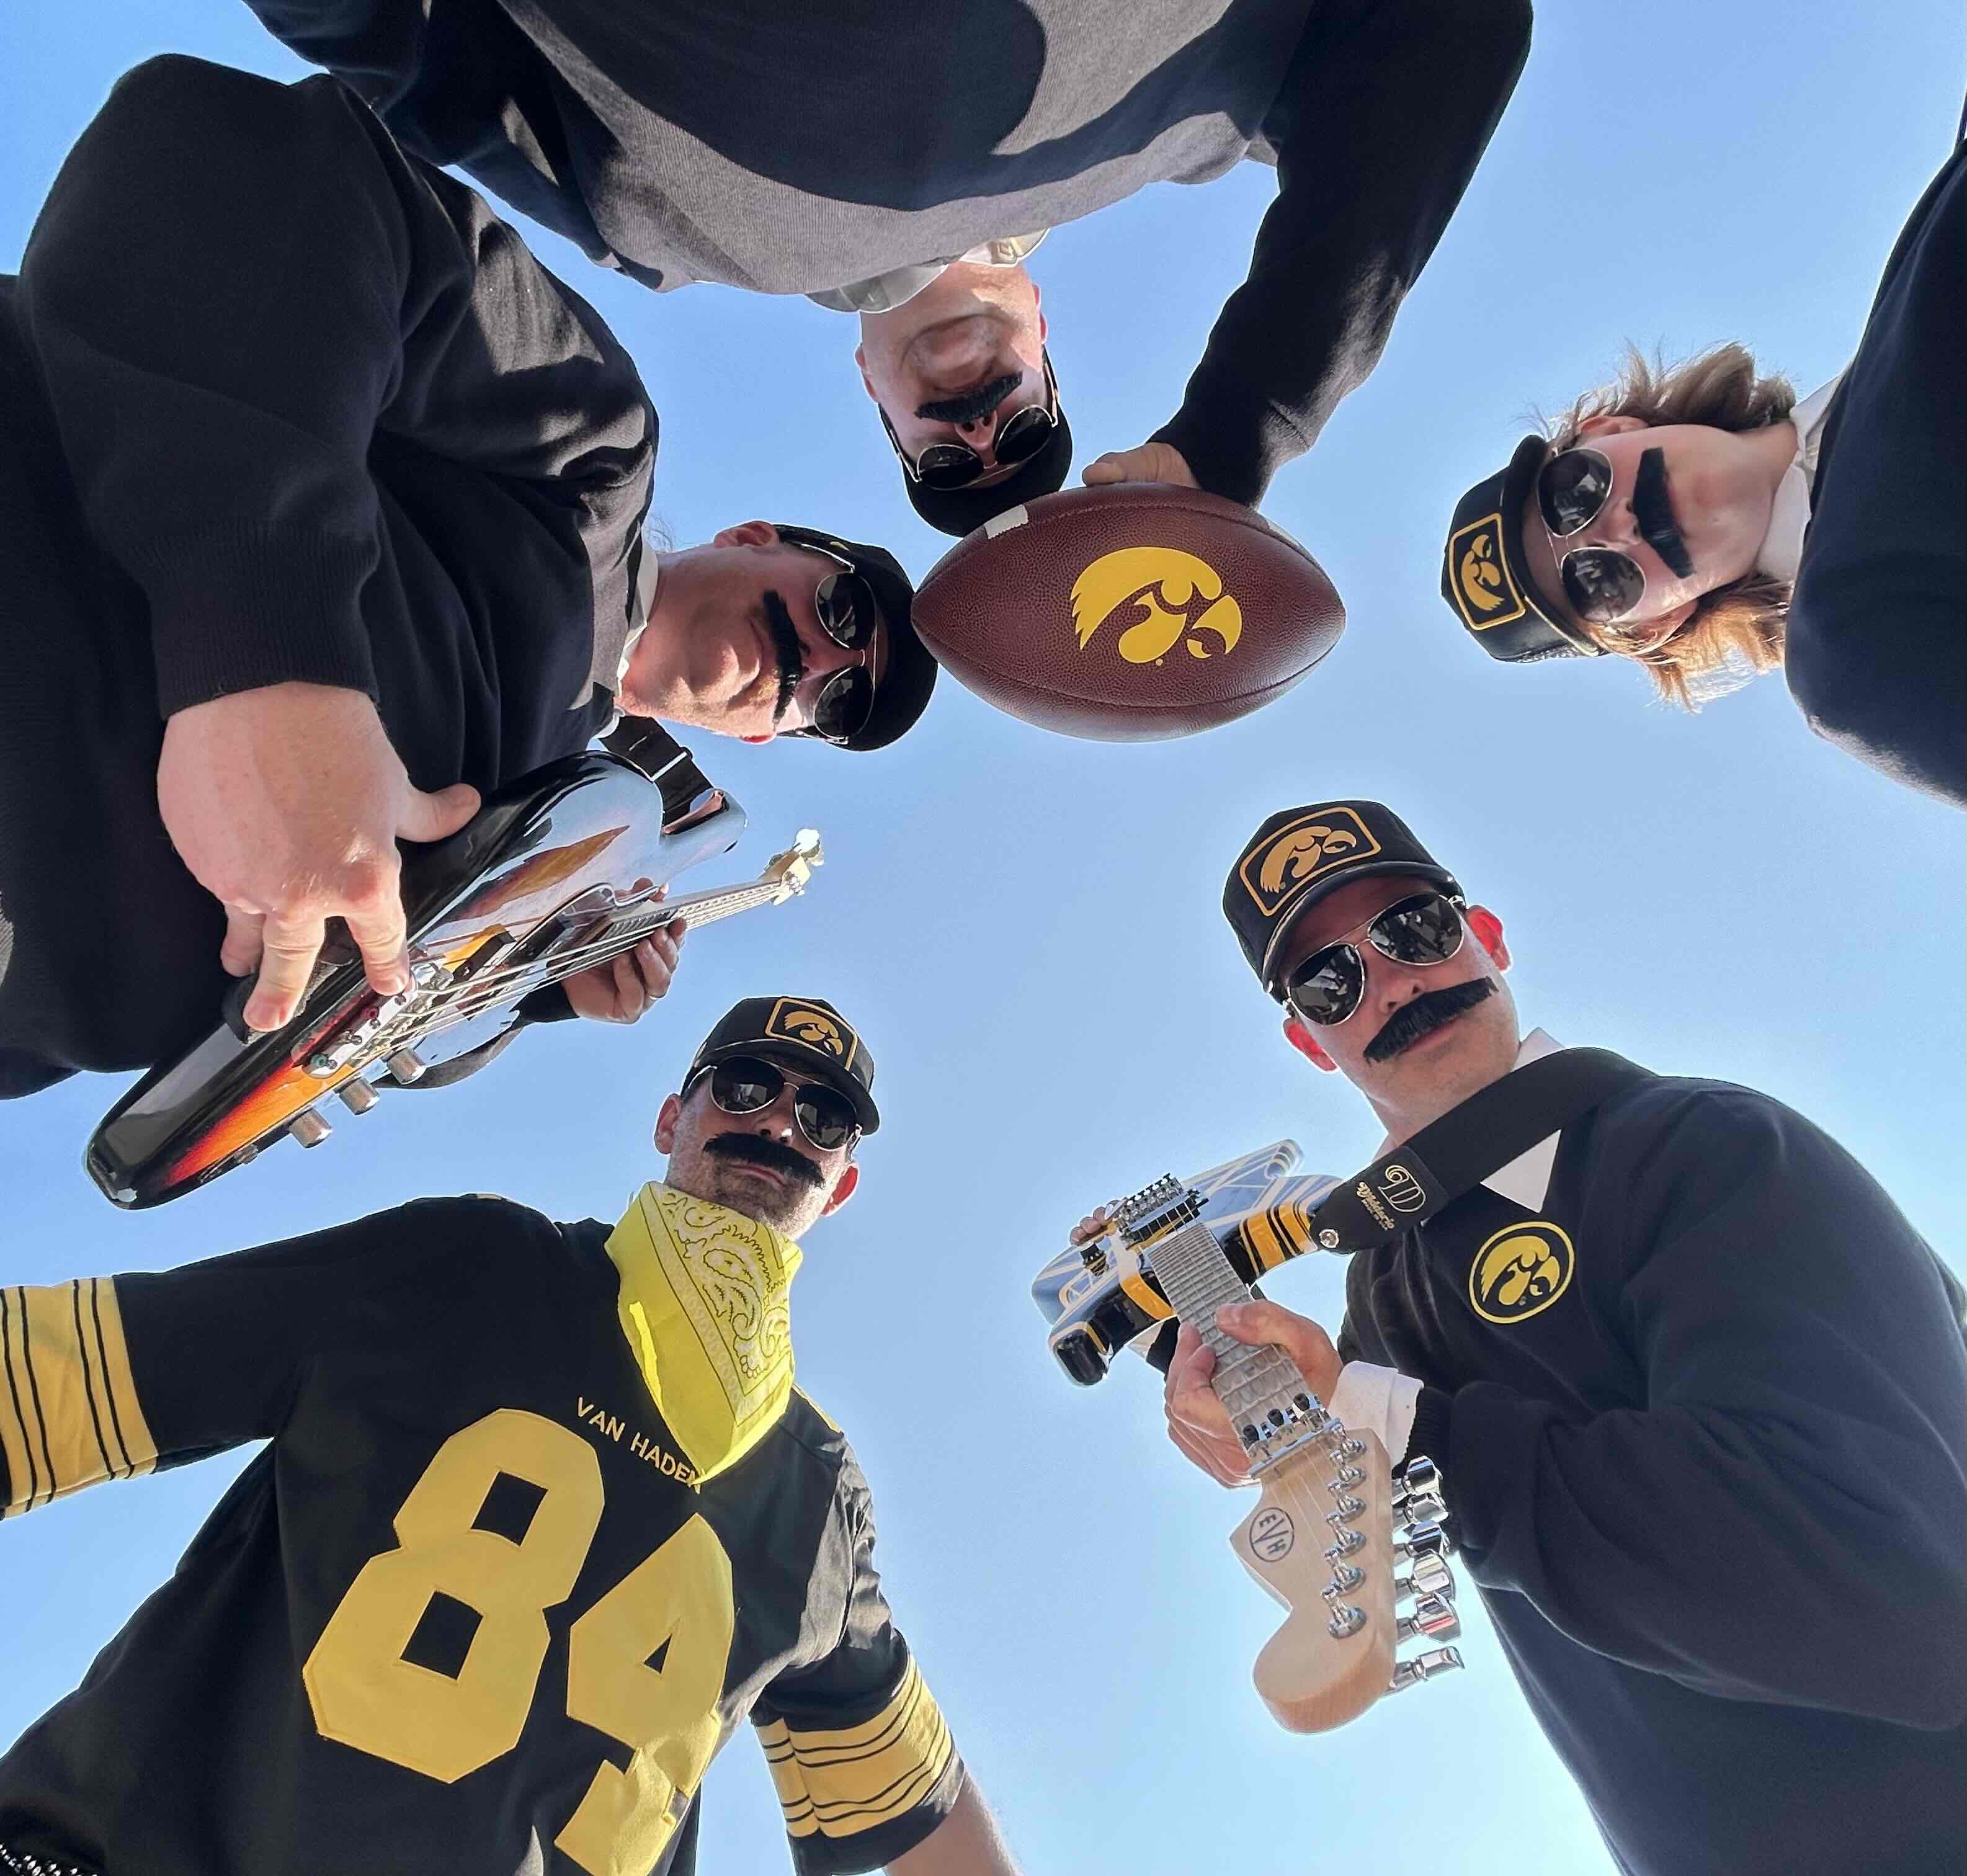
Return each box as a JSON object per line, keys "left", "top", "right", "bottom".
{"left": 1469, "top": 1221, "right": 1574, "bottom": 1324}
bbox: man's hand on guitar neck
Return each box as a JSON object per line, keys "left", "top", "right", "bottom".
{"left": 1165, "top": 1302, "right": 1343, "bottom": 1487}
{"left": 561, "top": 898, "right": 687, "bottom": 1023}
{"left": 158, "top": 682, "right": 479, "bottom": 1033}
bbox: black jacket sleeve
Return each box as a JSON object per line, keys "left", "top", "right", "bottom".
{"left": 1436, "top": 1091, "right": 1967, "bottom": 1730}
{"left": 1154, "top": 0, "right": 1530, "bottom": 506}
{"left": 16, "top": 55, "right": 652, "bottom": 720}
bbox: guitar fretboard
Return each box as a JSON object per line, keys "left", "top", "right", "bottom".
{"left": 1147, "top": 1216, "right": 1328, "bottom": 1472}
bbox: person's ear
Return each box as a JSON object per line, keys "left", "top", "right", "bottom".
{"left": 854, "top": 340, "right": 880, "bottom": 405}
{"left": 739, "top": 733, "right": 775, "bottom": 745}
{"left": 1574, "top": 413, "right": 1648, "bottom": 440}
{"left": 710, "top": 519, "right": 779, "bottom": 549}
{"left": 653, "top": 1091, "right": 684, "bottom": 1155}
{"left": 1465, "top": 905, "right": 1511, "bottom": 973}
{"left": 1615, "top": 599, "right": 1698, "bottom": 653}
{"left": 820, "top": 1159, "right": 860, "bottom": 1217}
{"left": 1282, "top": 1014, "right": 1337, "bottom": 1072}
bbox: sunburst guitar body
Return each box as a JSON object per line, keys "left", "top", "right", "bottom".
{"left": 87, "top": 738, "right": 820, "bottom": 1208}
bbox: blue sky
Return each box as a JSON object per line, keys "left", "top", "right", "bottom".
{"left": 2, "top": 5, "right": 1961, "bottom": 1871}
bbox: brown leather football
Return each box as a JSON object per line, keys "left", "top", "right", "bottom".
{"left": 910, "top": 484, "right": 1345, "bottom": 740}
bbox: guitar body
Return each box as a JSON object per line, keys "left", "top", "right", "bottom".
{"left": 1032, "top": 1141, "right": 1339, "bottom": 1384}
{"left": 87, "top": 752, "right": 743, "bottom": 1210}
{"left": 1231, "top": 1431, "right": 1397, "bottom": 1732}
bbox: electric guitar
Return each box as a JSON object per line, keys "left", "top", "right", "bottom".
{"left": 88, "top": 737, "right": 819, "bottom": 1210}
{"left": 1049, "top": 1155, "right": 1463, "bottom": 1731}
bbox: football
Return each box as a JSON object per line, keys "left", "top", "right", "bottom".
{"left": 909, "top": 484, "right": 1345, "bottom": 740}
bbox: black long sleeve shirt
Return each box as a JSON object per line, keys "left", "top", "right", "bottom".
{"left": 244, "top": 0, "right": 1530, "bottom": 507}
{"left": 1786, "top": 139, "right": 1964, "bottom": 806}
{"left": 1342, "top": 1072, "right": 1967, "bottom": 1875}
{"left": 10, "top": 53, "right": 654, "bottom": 797}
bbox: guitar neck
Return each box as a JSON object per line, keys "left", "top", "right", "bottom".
{"left": 1146, "top": 1218, "right": 1322, "bottom": 1463}
{"left": 608, "top": 877, "right": 790, "bottom": 943}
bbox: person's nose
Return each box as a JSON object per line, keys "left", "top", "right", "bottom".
{"left": 1363, "top": 952, "right": 1435, "bottom": 1016}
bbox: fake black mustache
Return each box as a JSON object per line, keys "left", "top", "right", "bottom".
{"left": 760, "top": 589, "right": 804, "bottom": 723}
{"left": 916, "top": 372, "right": 1022, "bottom": 427}
{"left": 1633, "top": 447, "right": 1693, "bottom": 578}
{"left": 703, "top": 1130, "right": 825, "bottom": 1189}
{"left": 1364, "top": 976, "right": 1498, "bottom": 1064}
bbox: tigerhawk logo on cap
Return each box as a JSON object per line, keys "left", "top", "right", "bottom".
{"left": 1238, "top": 807, "right": 1383, "bottom": 918}
{"left": 1469, "top": 1221, "right": 1574, "bottom": 1324}
{"left": 1446, "top": 515, "right": 1527, "bottom": 632}
{"left": 765, "top": 999, "right": 857, "bottom": 1066}
{"left": 1070, "top": 547, "right": 1242, "bottom": 667}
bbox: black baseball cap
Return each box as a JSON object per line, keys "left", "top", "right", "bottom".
{"left": 1440, "top": 436, "right": 1605, "bottom": 663}
{"left": 770, "top": 525, "right": 935, "bottom": 751}
{"left": 900, "top": 408, "right": 1074, "bottom": 539}
{"left": 1223, "top": 801, "right": 1463, "bottom": 998}
{"left": 684, "top": 995, "right": 880, "bottom": 1135}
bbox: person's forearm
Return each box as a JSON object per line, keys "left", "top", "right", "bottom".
{"left": 886, "top": 1777, "right": 1022, "bottom": 1876}
{"left": 1157, "top": 0, "right": 1531, "bottom": 505}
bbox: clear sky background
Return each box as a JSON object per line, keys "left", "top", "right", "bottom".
{"left": 2, "top": 6, "right": 1962, "bottom": 1872}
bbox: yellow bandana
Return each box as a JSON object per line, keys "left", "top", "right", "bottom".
{"left": 604, "top": 1182, "right": 803, "bottom": 1485}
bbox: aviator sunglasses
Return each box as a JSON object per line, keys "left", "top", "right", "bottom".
{"left": 1282, "top": 892, "right": 1468, "bottom": 1027}
{"left": 693, "top": 1055, "right": 860, "bottom": 1152}
{"left": 881, "top": 351, "right": 1059, "bottom": 491}
{"left": 790, "top": 547, "right": 881, "bottom": 744}
{"left": 1538, "top": 445, "right": 1692, "bottom": 628}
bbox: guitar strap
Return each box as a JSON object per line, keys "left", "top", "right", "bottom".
{"left": 1303, "top": 1047, "right": 1651, "bottom": 1255}
{"left": 1144, "top": 1048, "right": 1649, "bottom": 1372}
{"left": 600, "top": 716, "right": 720, "bottom": 826}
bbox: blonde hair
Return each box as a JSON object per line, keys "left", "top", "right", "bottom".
{"left": 1547, "top": 344, "right": 1797, "bottom": 707}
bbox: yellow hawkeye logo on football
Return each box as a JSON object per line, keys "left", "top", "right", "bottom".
{"left": 1070, "top": 547, "right": 1242, "bottom": 666}
{"left": 1470, "top": 1221, "right": 1574, "bottom": 1323}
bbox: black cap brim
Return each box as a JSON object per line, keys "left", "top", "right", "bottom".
{"left": 772, "top": 525, "right": 936, "bottom": 752}
{"left": 903, "top": 409, "right": 1073, "bottom": 538}
{"left": 689, "top": 1037, "right": 881, "bottom": 1135}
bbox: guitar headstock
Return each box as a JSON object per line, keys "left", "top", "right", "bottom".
{"left": 763, "top": 827, "right": 823, "bottom": 901}
{"left": 1108, "top": 1174, "right": 1202, "bottom": 1248}
{"left": 1231, "top": 1440, "right": 1464, "bottom": 1732}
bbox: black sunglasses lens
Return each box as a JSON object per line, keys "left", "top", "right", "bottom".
{"left": 1370, "top": 895, "right": 1465, "bottom": 966}
{"left": 710, "top": 1058, "right": 782, "bottom": 1114}
{"left": 1539, "top": 449, "right": 1614, "bottom": 537}
{"left": 793, "top": 1087, "right": 858, "bottom": 1151}
{"left": 992, "top": 401, "right": 1054, "bottom": 468}
{"left": 811, "top": 667, "right": 875, "bottom": 744}
{"left": 814, "top": 572, "right": 877, "bottom": 650}
{"left": 1561, "top": 548, "right": 1646, "bottom": 624}
{"left": 914, "top": 442, "right": 985, "bottom": 490}
{"left": 1286, "top": 945, "right": 1366, "bottom": 1027}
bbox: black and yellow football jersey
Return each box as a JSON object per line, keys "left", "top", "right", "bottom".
{"left": 0, "top": 1197, "right": 963, "bottom": 1876}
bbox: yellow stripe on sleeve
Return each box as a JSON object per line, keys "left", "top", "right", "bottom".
{"left": 0, "top": 1280, "right": 157, "bottom": 1519}
{"left": 759, "top": 1659, "right": 957, "bottom": 1841}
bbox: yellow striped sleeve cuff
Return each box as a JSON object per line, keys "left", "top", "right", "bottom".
{"left": 1, "top": 1279, "right": 158, "bottom": 1518}
{"left": 759, "top": 1659, "right": 957, "bottom": 1844}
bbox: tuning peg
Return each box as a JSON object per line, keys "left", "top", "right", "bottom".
{"left": 336, "top": 1078, "right": 380, "bottom": 1116}
{"left": 1327, "top": 1466, "right": 1366, "bottom": 1492}
{"left": 288, "top": 1109, "right": 332, "bottom": 1148}
{"left": 383, "top": 1048, "right": 429, "bottom": 1085}
{"left": 1326, "top": 1604, "right": 1367, "bottom": 1640}
{"left": 1396, "top": 1595, "right": 1461, "bottom": 1643}
{"left": 1396, "top": 1556, "right": 1456, "bottom": 1604}
{"left": 1394, "top": 1490, "right": 1448, "bottom": 1529}
{"left": 1388, "top": 1646, "right": 1463, "bottom": 1692}
{"left": 1321, "top": 1563, "right": 1365, "bottom": 1599}
{"left": 1324, "top": 1494, "right": 1366, "bottom": 1525}
{"left": 1394, "top": 1521, "right": 1447, "bottom": 1561}
{"left": 1323, "top": 1528, "right": 1367, "bottom": 1561}
{"left": 1398, "top": 1455, "right": 1440, "bottom": 1496}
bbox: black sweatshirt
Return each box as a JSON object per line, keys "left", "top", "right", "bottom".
{"left": 0, "top": 56, "right": 652, "bottom": 1079}
{"left": 11, "top": 53, "right": 652, "bottom": 796}
{"left": 244, "top": 0, "right": 1530, "bottom": 508}
{"left": 1341, "top": 1073, "right": 1967, "bottom": 1876}
{"left": 1786, "top": 138, "right": 1964, "bottom": 806}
